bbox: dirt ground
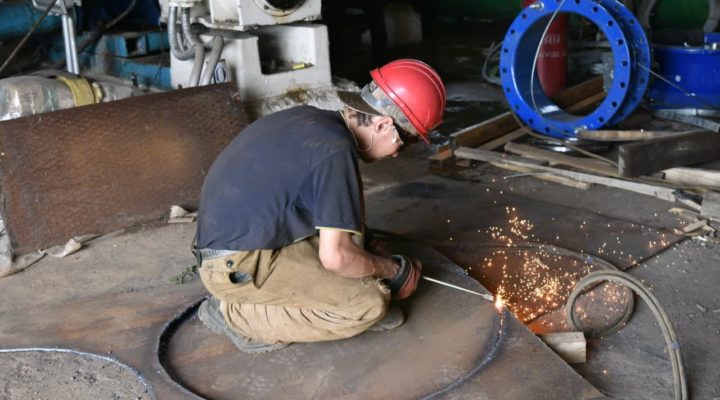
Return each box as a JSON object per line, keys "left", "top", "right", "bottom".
{"left": 0, "top": 351, "right": 149, "bottom": 400}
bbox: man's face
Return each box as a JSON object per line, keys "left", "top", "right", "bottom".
{"left": 360, "top": 117, "right": 407, "bottom": 162}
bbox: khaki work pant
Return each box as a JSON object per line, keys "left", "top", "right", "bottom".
{"left": 198, "top": 236, "right": 390, "bottom": 344}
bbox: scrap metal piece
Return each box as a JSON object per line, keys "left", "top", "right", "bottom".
{"left": 655, "top": 109, "right": 720, "bottom": 132}
{"left": 0, "top": 83, "right": 246, "bottom": 255}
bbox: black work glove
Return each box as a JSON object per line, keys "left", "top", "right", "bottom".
{"left": 383, "top": 254, "right": 422, "bottom": 300}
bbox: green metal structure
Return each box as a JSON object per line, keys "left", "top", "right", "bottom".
{"left": 426, "top": 0, "right": 711, "bottom": 30}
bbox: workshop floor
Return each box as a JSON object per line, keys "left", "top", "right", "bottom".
{"left": 0, "top": 16, "right": 719, "bottom": 400}
{"left": 357, "top": 18, "right": 720, "bottom": 399}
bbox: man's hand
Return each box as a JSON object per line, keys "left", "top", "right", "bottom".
{"left": 384, "top": 255, "right": 422, "bottom": 300}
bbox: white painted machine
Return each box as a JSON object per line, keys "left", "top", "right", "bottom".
{"left": 160, "top": 0, "right": 338, "bottom": 114}
{"left": 201, "top": 0, "right": 321, "bottom": 30}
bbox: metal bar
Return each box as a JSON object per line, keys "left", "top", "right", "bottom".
{"left": 422, "top": 276, "right": 494, "bottom": 302}
{"left": 655, "top": 110, "right": 720, "bottom": 132}
{"left": 59, "top": 2, "right": 79, "bottom": 74}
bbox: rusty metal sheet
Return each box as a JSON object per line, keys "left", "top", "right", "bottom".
{"left": 0, "top": 83, "right": 246, "bottom": 254}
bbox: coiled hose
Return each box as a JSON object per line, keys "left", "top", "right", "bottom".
{"left": 566, "top": 270, "right": 687, "bottom": 400}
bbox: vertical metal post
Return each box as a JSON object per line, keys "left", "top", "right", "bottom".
{"left": 59, "top": 1, "right": 79, "bottom": 74}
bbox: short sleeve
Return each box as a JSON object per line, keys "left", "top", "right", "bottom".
{"left": 306, "top": 151, "right": 363, "bottom": 235}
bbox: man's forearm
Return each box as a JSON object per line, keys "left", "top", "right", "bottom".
{"left": 318, "top": 229, "right": 398, "bottom": 279}
{"left": 331, "top": 245, "right": 398, "bottom": 279}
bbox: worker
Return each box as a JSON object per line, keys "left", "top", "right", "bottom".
{"left": 194, "top": 59, "right": 446, "bottom": 353}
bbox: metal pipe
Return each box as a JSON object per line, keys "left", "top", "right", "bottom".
{"left": 60, "top": 13, "right": 79, "bottom": 74}
{"left": 181, "top": 7, "right": 201, "bottom": 49}
{"left": 188, "top": 43, "right": 205, "bottom": 87}
{"left": 168, "top": 6, "right": 195, "bottom": 60}
{"left": 199, "top": 35, "right": 223, "bottom": 86}
{"left": 421, "top": 276, "right": 494, "bottom": 301}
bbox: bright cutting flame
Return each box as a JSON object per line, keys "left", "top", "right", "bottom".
{"left": 495, "top": 293, "right": 505, "bottom": 311}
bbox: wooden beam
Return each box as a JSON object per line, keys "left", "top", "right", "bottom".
{"left": 449, "top": 77, "right": 604, "bottom": 149}
{"left": 490, "top": 162, "right": 592, "bottom": 190}
{"left": 450, "top": 112, "right": 519, "bottom": 148}
{"left": 471, "top": 91, "right": 605, "bottom": 152}
{"left": 480, "top": 128, "right": 526, "bottom": 150}
{"left": 616, "top": 112, "right": 654, "bottom": 130}
{"left": 702, "top": 192, "right": 720, "bottom": 221}
{"left": 577, "top": 129, "right": 703, "bottom": 142}
{"left": 504, "top": 142, "right": 617, "bottom": 176}
{"left": 428, "top": 147, "right": 455, "bottom": 169}
{"left": 539, "top": 332, "right": 587, "bottom": 364}
{"left": 661, "top": 167, "right": 720, "bottom": 189}
{"left": 454, "top": 147, "right": 679, "bottom": 202}
{"left": 618, "top": 130, "right": 720, "bottom": 177}
{"left": 552, "top": 76, "right": 604, "bottom": 108}
{"left": 564, "top": 91, "right": 606, "bottom": 114}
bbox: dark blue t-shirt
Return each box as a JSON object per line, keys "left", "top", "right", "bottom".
{"left": 196, "top": 106, "right": 363, "bottom": 251}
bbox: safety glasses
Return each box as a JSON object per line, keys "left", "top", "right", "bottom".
{"left": 394, "top": 124, "right": 418, "bottom": 145}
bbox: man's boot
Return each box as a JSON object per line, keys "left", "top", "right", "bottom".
{"left": 198, "top": 296, "right": 290, "bottom": 353}
{"left": 368, "top": 304, "right": 405, "bottom": 332}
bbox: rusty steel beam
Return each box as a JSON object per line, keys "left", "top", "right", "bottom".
{"left": 0, "top": 83, "right": 247, "bottom": 255}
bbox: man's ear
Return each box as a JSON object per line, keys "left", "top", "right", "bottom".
{"left": 373, "top": 115, "right": 395, "bottom": 133}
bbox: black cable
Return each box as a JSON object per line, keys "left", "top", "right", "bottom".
{"left": 0, "top": 0, "right": 61, "bottom": 76}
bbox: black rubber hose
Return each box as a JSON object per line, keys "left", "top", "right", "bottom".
{"left": 566, "top": 270, "right": 687, "bottom": 400}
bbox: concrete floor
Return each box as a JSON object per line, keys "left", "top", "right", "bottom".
{"left": 356, "top": 18, "right": 720, "bottom": 399}
{"left": 362, "top": 159, "right": 720, "bottom": 400}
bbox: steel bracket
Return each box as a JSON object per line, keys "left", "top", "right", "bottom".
{"left": 500, "top": 0, "right": 650, "bottom": 138}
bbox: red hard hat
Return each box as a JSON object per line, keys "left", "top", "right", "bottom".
{"left": 370, "top": 59, "right": 446, "bottom": 143}
{"left": 338, "top": 59, "right": 446, "bottom": 144}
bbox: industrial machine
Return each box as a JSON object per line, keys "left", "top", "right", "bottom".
{"left": 158, "top": 0, "right": 336, "bottom": 111}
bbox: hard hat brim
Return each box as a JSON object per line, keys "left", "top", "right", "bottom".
{"left": 337, "top": 90, "right": 384, "bottom": 117}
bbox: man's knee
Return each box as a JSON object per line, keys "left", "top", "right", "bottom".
{"left": 341, "top": 281, "right": 390, "bottom": 324}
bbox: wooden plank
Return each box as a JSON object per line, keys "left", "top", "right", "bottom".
{"left": 450, "top": 77, "right": 604, "bottom": 149}
{"left": 454, "top": 147, "right": 679, "bottom": 202}
{"left": 616, "top": 112, "right": 654, "bottom": 129}
{"left": 504, "top": 142, "right": 617, "bottom": 176}
{"left": 491, "top": 162, "right": 592, "bottom": 190}
{"left": 469, "top": 90, "right": 605, "bottom": 152}
{"left": 702, "top": 192, "right": 720, "bottom": 220}
{"left": 662, "top": 167, "right": 720, "bottom": 189}
{"left": 428, "top": 147, "right": 454, "bottom": 169}
{"left": 618, "top": 130, "right": 720, "bottom": 177}
{"left": 577, "top": 129, "right": 703, "bottom": 142}
{"left": 539, "top": 332, "right": 587, "bottom": 364}
{"left": 564, "top": 91, "right": 606, "bottom": 114}
{"left": 552, "top": 76, "right": 604, "bottom": 108}
{"left": 480, "top": 128, "right": 526, "bottom": 150}
{"left": 450, "top": 112, "right": 519, "bottom": 148}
